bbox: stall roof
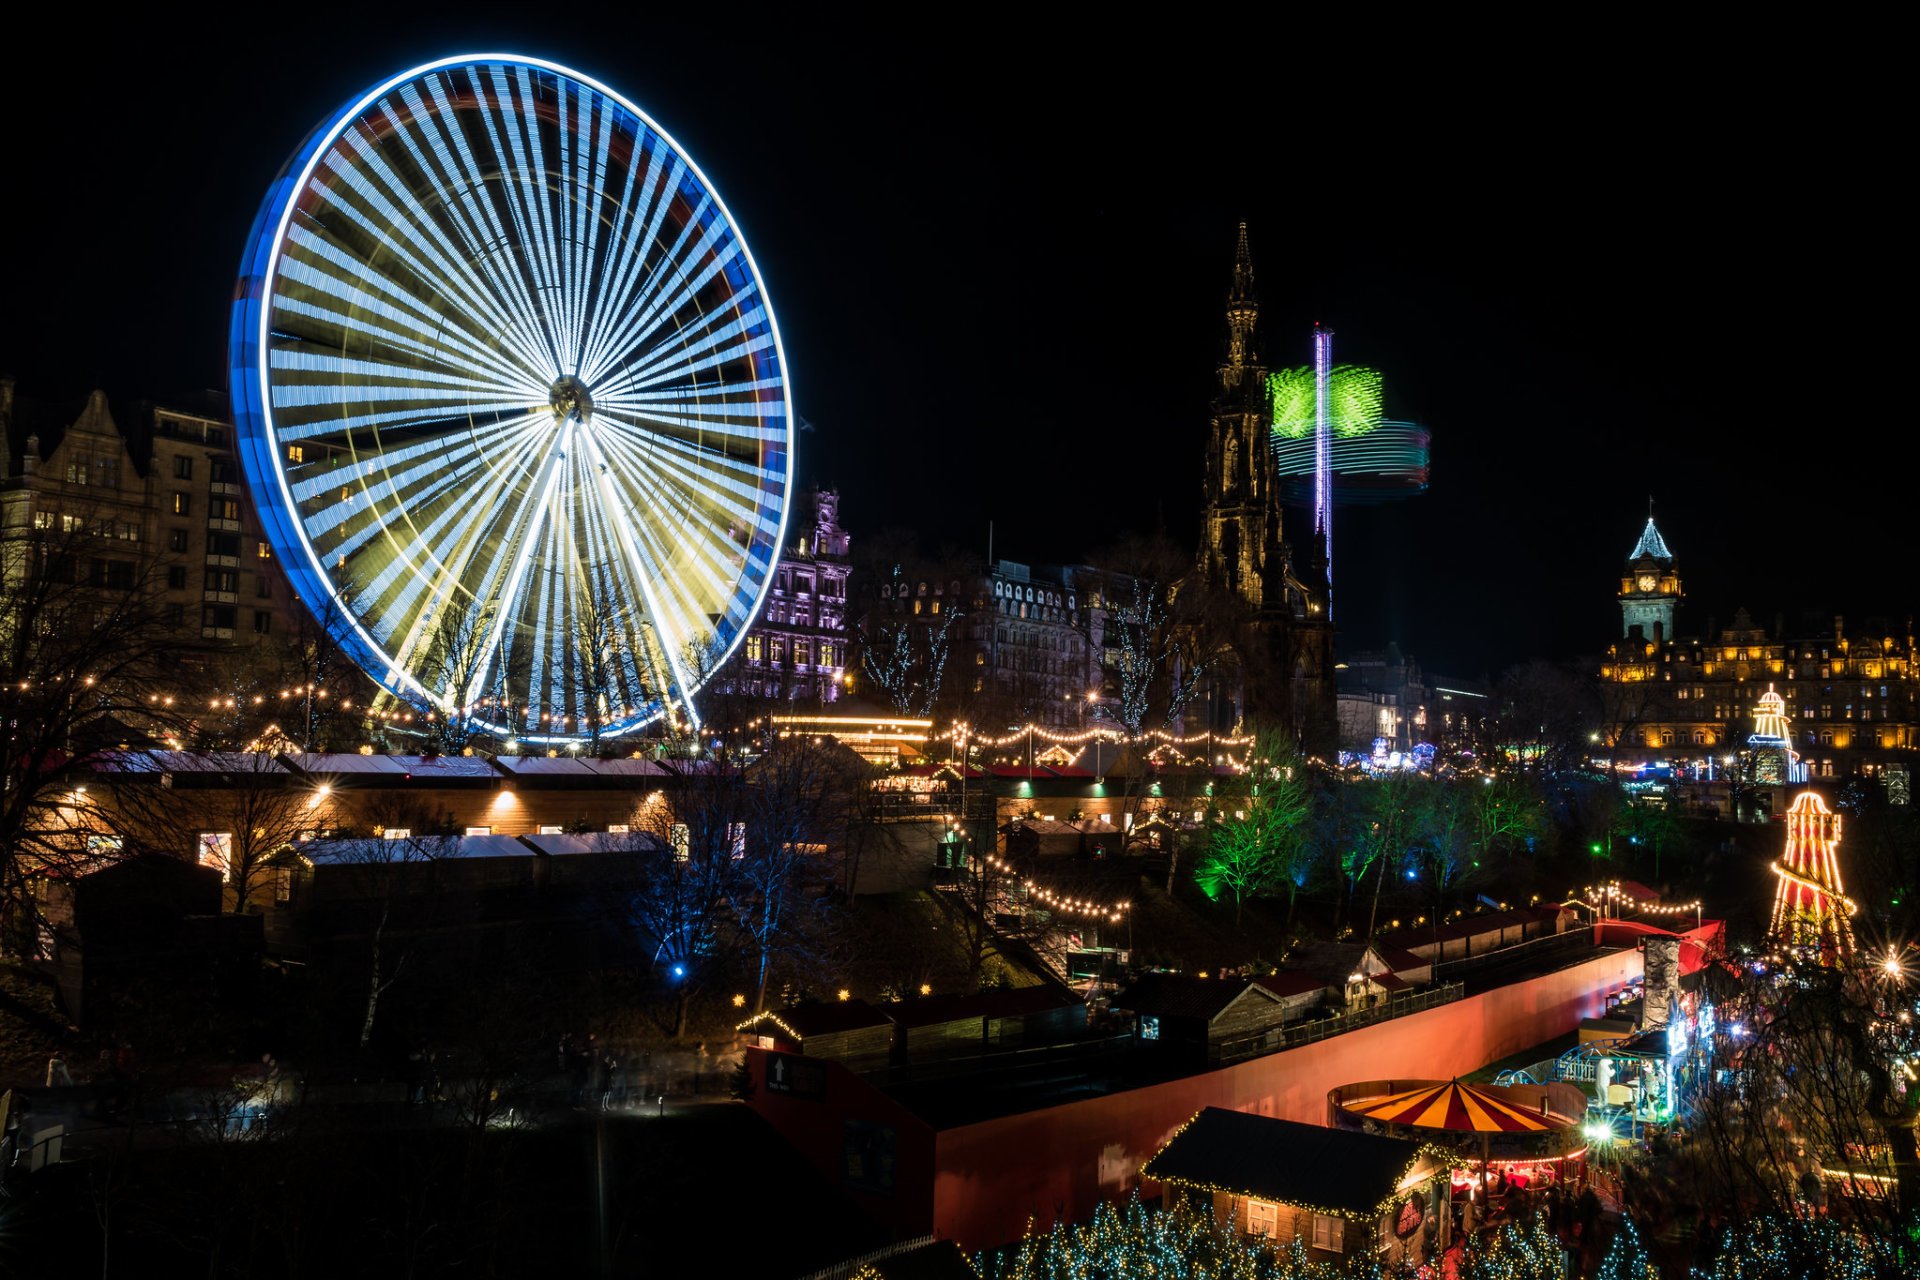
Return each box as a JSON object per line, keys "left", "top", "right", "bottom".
{"left": 522, "top": 831, "right": 665, "bottom": 856}
{"left": 1254, "top": 971, "right": 1331, "bottom": 1000}
{"left": 1144, "top": 1108, "right": 1427, "bottom": 1215}
{"left": 1117, "top": 974, "right": 1281, "bottom": 1023}
{"left": 888, "top": 986, "right": 1077, "bottom": 1030}
{"left": 87, "top": 750, "right": 290, "bottom": 775}
{"left": 491, "top": 756, "right": 673, "bottom": 778}
{"left": 301, "top": 833, "right": 532, "bottom": 864}
{"left": 751, "top": 999, "right": 893, "bottom": 1038}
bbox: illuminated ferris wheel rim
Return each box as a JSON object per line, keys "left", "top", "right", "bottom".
{"left": 231, "top": 53, "right": 795, "bottom": 744}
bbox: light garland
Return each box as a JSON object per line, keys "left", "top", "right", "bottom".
{"left": 1583, "top": 880, "right": 1704, "bottom": 918}
{"left": 734, "top": 1010, "right": 803, "bottom": 1039}
{"left": 939, "top": 722, "right": 1254, "bottom": 750}
{"left": 982, "top": 852, "right": 1131, "bottom": 921}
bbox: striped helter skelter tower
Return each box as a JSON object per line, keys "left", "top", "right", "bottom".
{"left": 1768, "top": 791, "right": 1857, "bottom": 964}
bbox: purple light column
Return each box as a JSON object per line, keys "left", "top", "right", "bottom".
{"left": 1313, "top": 325, "right": 1333, "bottom": 620}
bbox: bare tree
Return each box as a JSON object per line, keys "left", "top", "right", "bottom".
{"left": 573, "top": 581, "right": 644, "bottom": 755}
{"left": 1684, "top": 949, "right": 1918, "bottom": 1254}
{"left": 101, "top": 751, "right": 314, "bottom": 912}
{"left": 414, "top": 594, "right": 497, "bottom": 753}
{"left": 630, "top": 763, "right": 742, "bottom": 1037}
{"left": 0, "top": 517, "right": 190, "bottom": 955}
{"left": 318, "top": 799, "right": 454, "bottom": 1049}
{"left": 857, "top": 563, "right": 962, "bottom": 717}
{"left": 730, "top": 740, "right": 851, "bottom": 1011}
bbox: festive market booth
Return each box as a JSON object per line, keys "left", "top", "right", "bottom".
{"left": 737, "top": 1000, "right": 896, "bottom": 1071}
{"left": 1144, "top": 1107, "right": 1449, "bottom": 1267}
{"left": 888, "top": 987, "right": 1086, "bottom": 1064}
{"left": 1329, "top": 1079, "right": 1586, "bottom": 1228}
{"left": 1116, "top": 974, "right": 1301, "bottom": 1065}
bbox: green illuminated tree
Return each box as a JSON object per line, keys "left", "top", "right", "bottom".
{"left": 1194, "top": 730, "right": 1310, "bottom": 926}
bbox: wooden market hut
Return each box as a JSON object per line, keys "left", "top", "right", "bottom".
{"left": 738, "top": 1000, "right": 895, "bottom": 1070}
{"left": 889, "top": 986, "right": 1085, "bottom": 1063}
{"left": 1145, "top": 1107, "right": 1446, "bottom": 1268}
{"left": 1116, "top": 974, "right": 1298, "bottom": 1065}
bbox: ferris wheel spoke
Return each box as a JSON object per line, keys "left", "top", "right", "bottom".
{"left": 578, "top": 198, "right": 733, "bottom": 387}
{"left": 589, "top": 442, "right": 744, "bottom": 659}
{"left": 576, "top": 148, "right": 682, "bottom": 382}
{"left": 407, "top": 74, "right": 577, "bottom": 376}
{"left": 474, "top": 65, "right": 572, "bottom": 374}
{"left": 276, "top": 228, "right": 511, "bottom": 383}
{"left": 318, "top": 129, "right": 550, "bottom": 380}
{"left": 352, "top": 419, "right": 557, "bottom": 659}
{"left": 576, "top": 185, "right": 723, "bottom": 385}
{"left": 591, "top": 242, "right": 756, "bottom": 389}
{"left": 596, "top": 302, "right": 773, "bottom": 404}
{"left": 273, "top": 240, "right": 540, "bottom": 403}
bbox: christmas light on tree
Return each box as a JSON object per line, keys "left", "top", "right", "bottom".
{"left": 1768, "top": 791, "right": 1857, "bottom": 964}
{"left": 1594, "top": 1216, "right": 1659, "bottom": 1280}
{"left": 1694, "top": 1216, "right": 1889, "bottom": 1280}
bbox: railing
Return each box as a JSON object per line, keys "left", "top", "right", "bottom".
{"left": 1210, "top": 983, "right": 1466, "bottom": 1064}
{"left": 857, "top": 1033, "right": 1134, "bottom": 1090}
{"left": 1492, "top": 1057, "right": 1563, "bottom": 1087}
{"left": 1431, "top": 929, "right": 1595, "bottom": 981}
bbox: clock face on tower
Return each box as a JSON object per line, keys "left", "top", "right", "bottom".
{"left": 1637, "top": 574, "right": 1658, "bottom": 593}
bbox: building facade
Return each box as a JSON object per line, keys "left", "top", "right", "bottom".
{"left": 2, "top": 380, "right": 298, "bottom": 652}
{"left": 1600, "top": 516, "right": 1917, "bottom": 797}
{"left": 727, "top": 488, "right": 851, "bottom": 705}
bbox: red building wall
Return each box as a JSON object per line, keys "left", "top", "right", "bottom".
{"left": 931, "top": 944, "right": 1643, "bottom": 1250}
{"left": 748, "top": 943, "right": 1646, "bottom": 1253}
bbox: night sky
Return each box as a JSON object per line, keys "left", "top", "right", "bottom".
{"left": 3, "top": 14, "right": 1899, "bottom": 678}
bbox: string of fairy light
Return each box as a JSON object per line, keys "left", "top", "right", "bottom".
{"left": 940, "top": 723, "right": 1254, "bottom": 750}
{"left": 1581, "top": 880, "right": 1705, "bottom": 919}
{"left": 982, "top": 852, "right": 1131, "bottom": 921}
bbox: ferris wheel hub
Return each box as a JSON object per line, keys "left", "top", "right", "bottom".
{"left": 547, "top": 375, "right": 594, "bottom": 425}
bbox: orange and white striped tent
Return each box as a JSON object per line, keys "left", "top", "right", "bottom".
{"left": 1341, "top": 1080, "right": 1557, "bottom": 1134}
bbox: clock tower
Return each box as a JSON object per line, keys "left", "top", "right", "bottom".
{"left": 1619, "top": 517, "right": 1681, "bottom": 642}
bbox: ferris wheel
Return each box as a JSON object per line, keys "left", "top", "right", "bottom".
{"left": 229, "top": 55, "right": 792, "bottom": 743}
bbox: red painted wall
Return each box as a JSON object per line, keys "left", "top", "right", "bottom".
{"left": 931, "top": 946, "right": 1643, "bottom": 1250}
{"left": 1594, "top": 919, "right": 1725, "bottom": 973}
{"left": 744, "top": 1047, "right": 938, "bottom": 1237}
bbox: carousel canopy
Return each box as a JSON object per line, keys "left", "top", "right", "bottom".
{"left": 1342, "top": 1080, "right": 1559, "bottom": 1134}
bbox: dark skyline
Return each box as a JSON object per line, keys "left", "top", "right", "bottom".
{"left": 3, "top": 14, "right": 1900, "bottom": 677}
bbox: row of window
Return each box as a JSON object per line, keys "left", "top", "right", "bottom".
{"left": 744, "top": 637, "right": 842, "bottom": 668}
{"left": 32, "top": 511, "right": 144, "bottom": 541}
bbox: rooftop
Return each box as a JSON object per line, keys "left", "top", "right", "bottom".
{"left": 1145, "top": 1107, "right": 1428, "bottom": 1215}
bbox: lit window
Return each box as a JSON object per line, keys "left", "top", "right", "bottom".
{"left": 1138, "top": 1015, "right": 1160, "bottom": 1041}
{"left": 538, "top": 825, "right": 563, "bottom": 835}
{"left": 670, "top": 823, "right": 690, "bottom": 862}
{"left": 383, "top": 828, "right": 412, "bottom": 840}
{"left": 171, "top": 492, "right": 190, "bottom": 516}
{"left": 286, "top": 444, "right": 305, "bottom": 463}
{"left": 257, "top": 541, "right": 271, "bottom": 559}
{"left": 464, "top": 826, "right": 492, "bottom": 837}
{"left": 1247, "top": 1200, "right": 1279, "bottom": 1238}
{"left": 197, "top": 832, "right": 234, "bottom": 879}
{"left": 274, "top": 868, "right": 293, "bottom": 903}
{"left": 1311, "top": 1215, "right": 1345, "bottom": 1253}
